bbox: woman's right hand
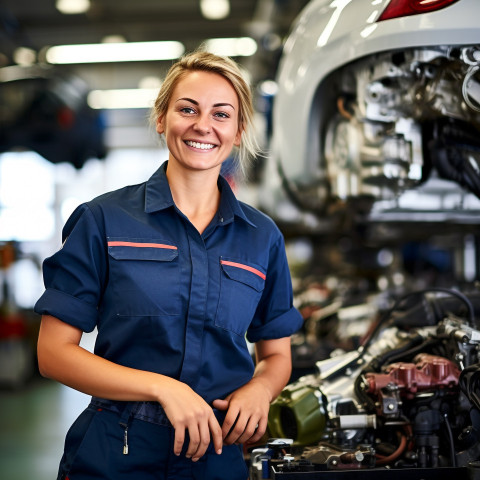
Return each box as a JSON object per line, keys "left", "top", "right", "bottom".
{"left": 158, "top": 378, "right": 223, "bottom": 461}
{"left": 37, "top": 315, "right": 222, "bottom": 461}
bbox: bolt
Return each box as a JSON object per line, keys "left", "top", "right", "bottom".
{"left": 355, "top": 451, "right": 365, "bottom": 462}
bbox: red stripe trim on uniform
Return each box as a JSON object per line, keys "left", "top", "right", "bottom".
{"left": 108, "top": 241, "right": 177, "bottom": 250}
{"left": 220, "top": 260, "right": 266, "bottom": 280}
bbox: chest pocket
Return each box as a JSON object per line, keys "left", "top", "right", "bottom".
{"left": 215, "top": 258, "right": 266, "bottom": 336}
{"left": 107, "top": 239, "right": 180, "bottom": 316}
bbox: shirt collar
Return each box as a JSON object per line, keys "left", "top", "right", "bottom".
{"left": 145, "top": 162, "right": 175, "bottom": 213}
{"left": 144, "top": 162, "right": 256, "bottom": 228}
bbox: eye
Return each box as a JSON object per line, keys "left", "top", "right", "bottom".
{"left": 180, "top": 106, "right": 196, "bottom": 114}
{"left": 214, "top": 111, "right": 230, "bottom": 119}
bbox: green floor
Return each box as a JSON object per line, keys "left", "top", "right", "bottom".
{"left": 0, "top": 375, "right": 90, "bottom": 480}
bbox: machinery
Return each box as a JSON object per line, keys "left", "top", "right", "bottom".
{"left": 252, "top": 288, "right": 480, "bottom": 478}
{"left": 253, "top": 0, "right": 480, "bottom": 477}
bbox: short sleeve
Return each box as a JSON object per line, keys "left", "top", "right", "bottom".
{"left": 246, "top": 235, "right": 303, "bottom": 343}
{"left": 34, "top": 203, "right": 107, "bottom": 332}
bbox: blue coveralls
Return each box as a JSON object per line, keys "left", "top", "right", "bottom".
{"left": 34, "top": 162, "right": 303, "bottom": 480}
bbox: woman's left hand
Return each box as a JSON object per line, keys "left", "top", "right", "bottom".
{"left": 212, "top": 379, "right": 270, "bottom": 445}
{"left": 212, "top": 336, "right": 293, "bottom": 445}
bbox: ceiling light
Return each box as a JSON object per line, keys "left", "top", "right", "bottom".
{"left": 200, "top": 0, "right": 230, "bottom": 20}
{"left": 13, "top": 47, "right": 36, "bottom": 66}
{"left": 87, "top": 88, "right": 159, "bottom": 109}
{"left": 101, "top": 35, "right": 127, "bottom": 44}
{"left": 56, "top": 0, "right": 91, "bottom": 15}
{"left": 45, "top": 41, "right": 185, "bottom": 64}
{"left": 138, "top": 76, "right": 162, "bottom": 89}
{"left": 204, "top": 37, "right": 257, "bottom": 57}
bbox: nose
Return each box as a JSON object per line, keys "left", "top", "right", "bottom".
{"left": 193, "top": 113, "right": 211, "bottom": 134}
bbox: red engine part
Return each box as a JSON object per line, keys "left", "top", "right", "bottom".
{"left": 365, "top": 353, "right": 460, "bottom": 398}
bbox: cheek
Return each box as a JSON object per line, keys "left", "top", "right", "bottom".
{"left": 162, "top": 118, "right": 184, "bottom": 139}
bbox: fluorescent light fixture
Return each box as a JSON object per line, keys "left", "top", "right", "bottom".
{"left": 200, "top": 0, "right": 230, "bottom": 20}
{"left": 138, "top": 76, "right": 162, "bottom": 89}
{"left": 46, "top": 41, "right": 185, "bottom": 64}
{"left": 13, "top": 47, "right": 36, "bottom": 66}
{"left": 204, "top": 37, "right": 257, "bottom": 57}
{"left": 56, "top": 0, "right": 90, "bottom": 14}
{"left": 88, "top": 88, "right": 159, "bottom": 109}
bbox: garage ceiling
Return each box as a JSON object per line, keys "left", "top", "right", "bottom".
{"left": 0, "top": 0, "right": 308, "bottom": 68}
{"left": 0, "top": 0, "right": 308, "bottom": 152}
{"left": 1, "top": 1, "right": 262, "bottom": 56}
{"left": 1, "top": 0, "right": 311, "bottom": 89}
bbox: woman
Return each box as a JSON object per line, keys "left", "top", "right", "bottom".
{"left": 35, "top": 50, "right": 303, "bottom": 480}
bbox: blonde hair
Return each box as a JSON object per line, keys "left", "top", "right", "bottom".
{"left": 152, "top": 50, "right": 259, "bottom": 176}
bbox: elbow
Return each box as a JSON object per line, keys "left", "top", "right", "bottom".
{"left": 37, "top": 362, "right": 51, "bottom": 379}
{"left": 36, "top": 342, "right": 55, "bottom": 379}
{"left": 36, "top": 353, "right": 50, "bottom": 379}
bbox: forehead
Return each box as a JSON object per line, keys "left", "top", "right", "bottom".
{"left": 171, "top": 70, "right": 239, "bottom": 106}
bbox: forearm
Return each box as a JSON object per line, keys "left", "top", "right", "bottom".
{"left": 38, "top": 340, "right": 169, "bottom": 402}
{"left": 250, "top": 347, "right": 292, "bottom": 403}
{"left": 37, "top": 315, "right": 173, "bottom": 404}
{"left": 251, "top": 338, "right": 292, "bottom": 402}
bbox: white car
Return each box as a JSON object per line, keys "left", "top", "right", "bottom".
{"left": 263, "top": 0, "right": 480, "bottom": 225}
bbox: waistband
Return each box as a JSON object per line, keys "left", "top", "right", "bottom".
{"left": 90, "top": 397, "right": 171, "bottom": 427}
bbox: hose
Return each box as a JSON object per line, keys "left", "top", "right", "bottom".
{"left": 375, "top": 431, "right": 408, "bottom": 466}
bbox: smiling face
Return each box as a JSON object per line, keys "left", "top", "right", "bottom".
{"left": 156, "top": 70, "right": 242, "bottom": 174}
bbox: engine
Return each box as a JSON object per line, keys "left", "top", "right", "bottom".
{"left": 324, "top": 45, "right": 480, "bottom": 206}
{"left": 251, "top": 288, "right": 480, "bottom": 479}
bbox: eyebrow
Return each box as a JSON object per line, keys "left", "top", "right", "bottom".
{"left": 176, "top": 97, "right": 236, "bottom": 110}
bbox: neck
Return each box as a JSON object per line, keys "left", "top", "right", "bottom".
{"left": 166, "top": 161, "right": 221, "bottom": 233}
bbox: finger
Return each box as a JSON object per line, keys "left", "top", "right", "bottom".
{"left": 212, "top": 399, "right": 229, "bottom": 411}
{"left": 224, "top": 412, "right": 249, "bottom": 445}
{"left": 185, "top": 425, "right": 200, "bottom": 459}
{"left": 246, "top": 417, "right": 268, "bottom": 445}
{"left": 209, "top": 414, "right": 223, "bottom": 455}
{"left": 232, "top": 416, "right": 259, "bottom": 445}
{"left": 173, "top": 426, "right": 186, "bottom": 456}
{"left": 221, "top": 408, "right": 240, "bottom": 440}
{"left": 191, "top": 421, "right": 211, "bottom": 461}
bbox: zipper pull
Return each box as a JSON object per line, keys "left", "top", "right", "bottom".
{"left": 122, "top": 425, "right": 129, "bottom": 455}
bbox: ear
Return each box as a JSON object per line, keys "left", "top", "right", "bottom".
{"left": 156, "top": 116, "right": 165, "bottom": 134}
{"left": 234, "top": 126, "right": 243, "bottom": 147}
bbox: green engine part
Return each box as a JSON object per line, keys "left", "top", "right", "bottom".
{"left": 267, "top": 378, "right": 326, "bottom": 446}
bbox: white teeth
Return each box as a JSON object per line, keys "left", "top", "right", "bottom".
{"left": 186, "top": 140, "right": 215, "bottom": 150}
